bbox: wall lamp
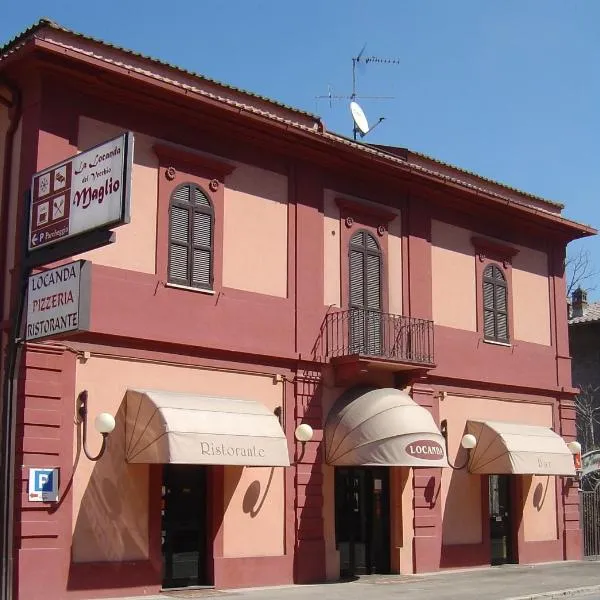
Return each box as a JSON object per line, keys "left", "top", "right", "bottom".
{"left": 566, "top": 440, "right": 582, "bottom": 486}
{"left": 440, "top": 419, "right": 477, "bottom": 470}
{"left": 294, "top": 423, "right": 314, "bottom": 462}
{"left": 77, "top": 390, "right": 116, "bottom": 461}
{"left": 295, "top": 423, "right": 314, "bottom": 443}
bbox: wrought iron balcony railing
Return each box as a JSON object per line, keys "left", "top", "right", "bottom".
{"left": 323, "top": 308, "right": 435, "bottom": 366}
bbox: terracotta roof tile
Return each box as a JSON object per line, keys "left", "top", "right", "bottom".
{"left": 0, "top": 19, "right": 596, "bottom": 237}
{"left": 0, "top": 18, "right": 319, "bottom": 121}
{"left": 569, "top": 303, "right": 600, "bottom": 325}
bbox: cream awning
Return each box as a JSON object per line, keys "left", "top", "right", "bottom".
{"left": 325, "top": 387, "right": 448, "bottom": 467}
{"left": 125, "top": 389, "right": 290, "bottom": 467}
{"left": 466, "top": 420, "right": 575, "bottom": 476}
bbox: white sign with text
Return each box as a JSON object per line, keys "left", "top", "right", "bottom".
{"left": 29, "top": 133, "right": 133, "bottom": 251}
{"left": 26, "top": 261, "right": 90, "bottom": 341}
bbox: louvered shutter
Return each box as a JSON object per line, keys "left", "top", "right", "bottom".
{"left": 482, "top": 264, "right": 509, "bottom": 342}
{"left": 348, "top": 230, "right": 383, "bottom": 355}
{"left": 169, "top": 205, "right": 190, "bottom": 283}
{"left": 168, "top": 184, "right": 214, "bottom": 289}
{"left": 366, "top": 252, "right": 381, "bottom": 310}
{"left": 365, "top": 245, "right": 382, "bottom": 354}
{"left": 483, "top": 279, "right": 495, "bottom": 338}
{"left": 496, "top": 286, "right": 508, "bottom": 341}
{"left": 350, "top": 250, "right": 364, "bottom": 307}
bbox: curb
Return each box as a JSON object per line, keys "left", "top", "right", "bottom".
{"left": 506, "top": 585, "right": 600, "bottom": 600}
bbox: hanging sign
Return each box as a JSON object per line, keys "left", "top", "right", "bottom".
{"left": 25, "top": 260, "right": 91, "bottom": 341}
{"left": 28, "top": 132, "right": 133, "bottom": 251}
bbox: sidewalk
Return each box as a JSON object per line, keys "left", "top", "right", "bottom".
{"left": 110, "top": 560, "right": 600, "bottom": 600}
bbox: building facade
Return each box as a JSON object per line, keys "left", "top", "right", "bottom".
{"left": 0, "top": 20, "right": 593, "bottom": 600}
{"left": 569, "top": 288, "right": 600, "bottom": 456}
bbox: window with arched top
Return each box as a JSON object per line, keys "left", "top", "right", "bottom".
{"left": 349, "top": 230, "right": 382, "bottom": 354}
{"left": 483, "top": 263, "right": 508, "bottom": 342}
{"left": 168, "top": 183, "right": 214, "bottom": 289}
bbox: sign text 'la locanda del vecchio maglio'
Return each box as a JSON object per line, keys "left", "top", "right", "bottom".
{"left": 28, "top": 133, "right": 133, "bottom": 251}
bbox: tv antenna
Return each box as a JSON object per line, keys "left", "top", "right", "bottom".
{"left": 315, "top": 45, "right": 400, "bottom": 140}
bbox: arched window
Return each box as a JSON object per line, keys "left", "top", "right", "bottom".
{"left": 168, "top": 183, "right": 214, "bottom": 289}
{"left": 349, "top": 230, "right": 382, "bottom": 354}
{"left": 483, "top": 264, "right": 508, "bottom": 342}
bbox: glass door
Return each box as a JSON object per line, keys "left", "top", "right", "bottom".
{"left": 335, "top": 467, "right": 390, "bottom": 576}
{"left": 162, "top": 465, "right": 209, "bottom": 588}
{"left": 489, "top": 474, "right": 514, "bottom": 565}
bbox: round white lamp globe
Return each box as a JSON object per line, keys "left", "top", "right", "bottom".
{"left": 295, "top": 423, "right": 314, "bottom": 443}
{"left": 94, "top": 412, "right": 116, "bottom": 434}
{"left": 567, "top": 440, "right": 581, "bottom": 455}
{"left": 461, "top": 433, "right": 477, "bottom": 449}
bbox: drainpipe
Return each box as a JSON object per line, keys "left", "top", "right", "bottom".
{"left": 0, "top": 75, "right": 22, "bottom": 600}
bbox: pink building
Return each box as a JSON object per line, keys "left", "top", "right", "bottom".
{"left": 0, "top": 19, "right": 595, "bottom": 600}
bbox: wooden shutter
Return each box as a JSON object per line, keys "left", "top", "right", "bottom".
{"left": 366, "top": 252, "right": 381, "bottom": 309}
{"left": 483, "top": 264, "right": 509, "bottom": 342}
{"left": 168, "top": 184, "right": 214, "bottom": 289}
{"left": 350, "top": 249, "right": 364, "bottom": 307}
{"left": 348, "top": 230, "right": 383, "bottom": 355}
{"left": 192, "top": 211, "right": 212, "bottom": 287}
{"left": 168, "top": 205, "right": 190, "bottom": 284}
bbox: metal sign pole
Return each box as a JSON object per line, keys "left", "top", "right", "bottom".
{"left": 0, "top": 191, "right": 32, "bottom": 600}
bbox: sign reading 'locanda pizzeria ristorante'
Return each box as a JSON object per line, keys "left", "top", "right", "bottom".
{"left": 25, "top": 261, "right": 91, "bottom": 342}
{"left": 28, "top": 133, "right": 133, "bottom": 252}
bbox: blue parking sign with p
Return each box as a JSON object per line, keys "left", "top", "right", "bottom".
{"left": 34, "top": 470, "right": 53, "bottom": 491}
{"left": 29, "top": 468, "right": 59, "bottom": 502}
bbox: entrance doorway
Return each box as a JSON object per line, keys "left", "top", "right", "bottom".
{"left": 161, "top": 465, "right": 210, "bottom": 588}
{"left": 489, "top": 474, "right": 515, "bottom": 565}
{"left": 335, "top": 467, "right": 390, "bottom": 576}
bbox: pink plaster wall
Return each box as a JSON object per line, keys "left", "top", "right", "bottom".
{"left": 522, "top": 475, "right": 558, "bottom": 542}
{"left": 74, "top": 117, "right": 158, "bottom": 274}
{"left": 221, "top": 383, "right": 285, "bottom": 558}
{"left": 223, "top": 465, "right": 285, "bottom": 557}
{"left": 439, "top": 394, "right": 554, "bottom": 545}
{"left": 431, "top": 221, "right": 476, "bottom": 331}
{"left": 323, "top": 190, "right": 341, "bottom": 308}
{"left": 390, "top": 466, "right": 413, "bottom": 574}
{"left": 223, "top": 164, "right": 288, "bottom": 297}
{"left": 322, "top": 190, "right": 402, "bottom": 313}
{"left": 512, "top": 246, "right": 551, "bottom": 346}
{"left": 321, "top": 384, "right": 345, "bottom": 579}
{"left": 2, "top": 118, "right": 21, "bottom": 321}
{"left": 0, "top": 103, "right": 7, "bottom": 225}
{"left": 74, "top": 354, "right": 286, "bottom": 562}
{"left": 388, "top": 214, "right": 403, "bottom": 315}
{"left": 322, "top": 464, "right": 340, "bottom": 580}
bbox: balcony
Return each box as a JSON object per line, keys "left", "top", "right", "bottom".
{"left": 319, "top": 308, "right": 435, "bottom": 383}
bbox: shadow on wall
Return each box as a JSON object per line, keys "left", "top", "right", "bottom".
{"left": 67, "top": 398, "right": 159, "bottom": 592}
{"left": 529, "top": 477, "right": 549, "bottom": 512}
{"left": 242, "top": 468, "right": 275, "bottom": 518}
{"left": 440, "top": 445, "right": 488, "bottom": 569}
{"left": 294, "top": 374, "right": 328, "bottom": 584}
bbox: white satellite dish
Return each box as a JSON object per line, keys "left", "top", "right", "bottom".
{"left": 350, "top": 101, "right": 370, "bottom": 135}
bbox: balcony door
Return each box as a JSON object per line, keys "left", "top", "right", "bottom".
{"left": 349, "top": 230, "right": 382, "bottom": 355}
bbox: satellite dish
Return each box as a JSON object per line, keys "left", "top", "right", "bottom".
{"left": 350, "top": 101, "right": 369, "bottom": 135}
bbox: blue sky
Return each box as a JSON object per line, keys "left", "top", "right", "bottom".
{"left": 3, "top": 2, "right": 600, "bottom": 295}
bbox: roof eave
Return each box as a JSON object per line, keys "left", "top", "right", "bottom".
{"left": 1, "top": 23, "right": 595, "bottom": 241}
